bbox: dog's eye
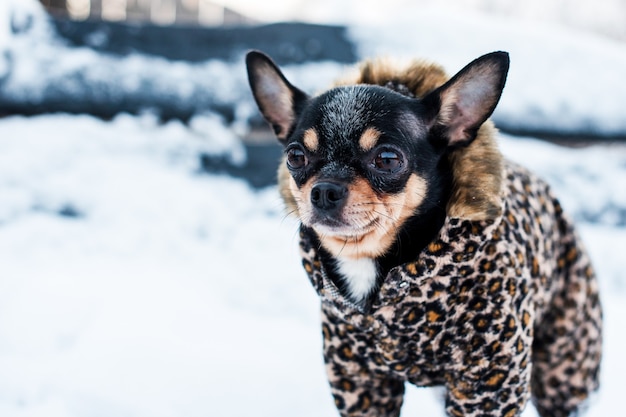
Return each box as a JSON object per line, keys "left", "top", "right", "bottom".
{"left": 373, "top": 150, "right": 402, "bottom": 173}
{"left": 286, "top": 148, "right": 308, "bottom": 169}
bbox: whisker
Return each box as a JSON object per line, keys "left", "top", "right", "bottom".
{"left": 372, "top": 216, "right": 387, "bottom": 231}
{"left": 372, "top": 210, "right": 395, "bottom": 222}
{"left": 337, "top": 236, "right": 349, "bottom": 257}
{"left": 290, "top": 225, "right": 301, "bottom": 244}
{"left": 316, "top": 232, "right": 326, "bottom": 253}
{"left": 280, "top": 208, "right": 298, "bottom": 225}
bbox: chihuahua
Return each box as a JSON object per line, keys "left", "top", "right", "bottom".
{"left": 245, "top": 51, "right": 601, "bottom": 417}
{"left": 247, "top": 51, "right": 507, "bottom": 308}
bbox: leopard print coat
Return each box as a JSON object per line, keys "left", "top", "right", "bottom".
{"left": 297, "top": 159, "right": 602, "bottom": 417}
{"left": 284, "top": 59, "right": 602, "bottom": 417}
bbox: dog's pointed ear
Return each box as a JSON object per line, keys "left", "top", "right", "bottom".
{"left": 246, "top": 51, "right": 309, "bottom": 143}
{"left": 423, "top": 51, "right": 509, "bottom": 147}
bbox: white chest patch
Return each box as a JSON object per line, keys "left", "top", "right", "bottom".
{"left": 336, "top": 257, "right": 378, "bottom": 303}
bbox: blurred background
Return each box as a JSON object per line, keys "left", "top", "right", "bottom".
{"left": 38, "top": 0, "right": 626, "bottom": 42}
{"left": 0, "top": 1, "right": 625, "bottom": 417}
{"left": 6, "top": 0, "right": 626, "bottom": 146}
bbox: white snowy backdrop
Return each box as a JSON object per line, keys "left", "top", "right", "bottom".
{"left": 0, "top": 1, "right": 625, "bottom": 417}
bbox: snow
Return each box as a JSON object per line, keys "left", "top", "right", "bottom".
{"left": 0, "top": 1, "right": 625, "bottom": 417}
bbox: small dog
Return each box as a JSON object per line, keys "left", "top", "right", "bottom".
{"left": 246, "top": 50, "right": 602, "bottom": 417}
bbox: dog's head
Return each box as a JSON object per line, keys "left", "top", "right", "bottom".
{"left": 246, "top": 51, "right": 509, "bottom": 259}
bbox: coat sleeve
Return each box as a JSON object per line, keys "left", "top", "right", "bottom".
{"left": 321, "top": 309, "right": 405, "bottom": 417}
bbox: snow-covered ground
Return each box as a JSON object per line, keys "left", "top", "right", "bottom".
{"left": 1, "top": 1, "right": 625, "bottom": 417}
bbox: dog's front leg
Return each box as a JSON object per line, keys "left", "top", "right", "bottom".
{"left": 324, "top": 354, "right": 405, "bottom": 417}
{"left": 322, "top": 314, "right": 405, "bottom": 417}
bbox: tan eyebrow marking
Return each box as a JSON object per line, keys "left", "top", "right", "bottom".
{"left": 303, "top": 128, "right": 319, "bottom": 152}
{"left": 359, "top": 127, "right": 382, "bottom": 151}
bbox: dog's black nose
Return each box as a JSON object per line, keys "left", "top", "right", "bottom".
{"left": 311, "top": 182, "right": 347, "bottom": 211}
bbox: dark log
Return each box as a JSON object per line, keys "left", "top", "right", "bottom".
{"left": 51, "top": 18, "right": 357, "bottom": 64}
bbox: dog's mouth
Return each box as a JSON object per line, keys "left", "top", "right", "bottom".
{"left": 310, "top": 214, "right": 380, "bottom": 239}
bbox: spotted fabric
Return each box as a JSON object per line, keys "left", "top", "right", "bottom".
{"left": 298, "top": 161, "right": 602, "bottom": 417}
